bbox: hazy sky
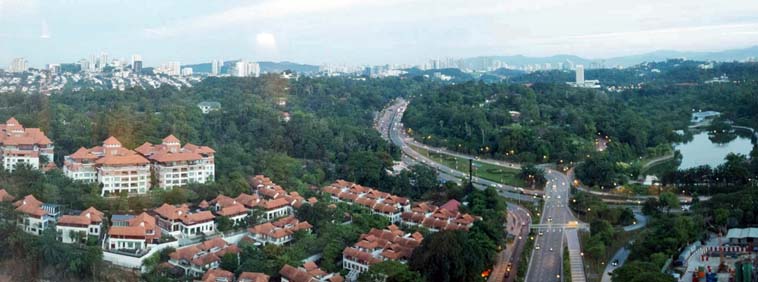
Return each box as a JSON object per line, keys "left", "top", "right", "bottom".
{"left": 3, "top": 0, "right": 758, "bottom": 68}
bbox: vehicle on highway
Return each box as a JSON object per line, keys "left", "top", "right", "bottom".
{"left": 538, "top": 231, "right": 543, "bottom": 236}
{"left": 612, "top": 259, "right": 619, "bottom": 266}
{"left": 549, "top": 247, "right": 554, "bottom": 252}
{"left": 535, "top": 244, "right": 541, "bottom": 250}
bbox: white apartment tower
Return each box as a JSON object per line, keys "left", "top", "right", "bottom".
{"left": 0, "top": 117, "right": 54, "bottom": 172}
{"left": 8, "top": 58, "right": 28, "bottom": 73}
{"left": 63, "top": 137, "right": 151, "bottom": 196}
{"left": 211, "top": 60, "right": 221, "bottom": 76}
{"left": 135, "top": 135, "right": 215, "bottom": 189}
{"left": 575, "top": 64, "right": 585, "bottom": 84}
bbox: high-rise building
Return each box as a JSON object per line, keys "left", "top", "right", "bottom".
{"left": 575, "top": 64, "right": 585, "bottom": 84}
{"left": 46, "top": 64, "right": 61, "bottom": 74}
{"left": 131, "top": 55, "right": 143, "bottom": 74}
{"left": 233, "top": 60, "right": 260, "bottom": 77}
{"left": 211, "top": 60, "right": 221, "bottom": 76}
{"left": 181, "top": 67, "right": 193, "bottom": 76}
{"left": 8, "top": 58, "right": 28, "bottom": 73}
{"left": 77, "top": 59, "right": 91, "bottom": 72}
{"left": 98, "top": 52, "right": 109, "bottom": 70}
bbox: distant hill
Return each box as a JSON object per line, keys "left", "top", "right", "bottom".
{"left": 464, "top": 46, "right": 758, "bottom": 68}
{"left": 182, "top": 61, "right": 319, "bottom": 74}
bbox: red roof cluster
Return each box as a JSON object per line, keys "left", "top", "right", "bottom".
{"left": 0, "top": 117, "right": 53, "bottom": 147}
{"left": 279, "top": 262, "right": 344, "bottom": 282}
{"left": 107, "top": 212, "right": 161, "bottom": 241}
{"left": 13, "top": 195, "right": 47, "bottom": 218}
{"left": 153, "top": 203, "right": 215, "bottom": 225}
{"left": 0, "top": 189, "right": 15, "bottom": 202}
{"left": 58, "top": 207, "right": 104, "bottom": 227}
{"left": 169, "top": 237, "right": 240, "bottom": 269}
{"left": 135, "top": 135, "right": 215, "bottom": 163}
{"left": 322, "top": 180, "right": 409, "bottom": 214}
{"left": 249, "top": 175, "right": 317, "bottom": 209}
{"left": 401, "top": 202, "right": 479, "bottom": 231}
{"left": 65, "top": 136, "right": 149, "bottom": 167}
{"left": 343, "top": 225, "right": 423, "bottom": 266}
{"left": 238, "top": 272, "right": 270, "bottom": 282}
{"left": 248, "top": 215, "right": 312, "bottom": 239}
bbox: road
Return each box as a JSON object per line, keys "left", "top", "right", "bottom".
{"left": 601, "top": 245, "right": 631, "bottom": 282}
{"left": 489, "top": 205, "right": 531, "bottom": 282}
{"left": 377, "top": 98, "right": 539, "bottom": 203}
{"left": 525, "top": 170, "right": 579, "bottom": 282}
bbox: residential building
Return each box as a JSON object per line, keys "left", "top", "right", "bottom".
{"left": 575, "top": 64, "right": 584, "bottom": 84}
{"left": 168, "top": 237, "right": 240, "bottom": 278}
{"left": 247, "top": 215, "right": 312, "bottom": 246}
{"left": 726, "top": 228, "right": 758, "bottom": 246}
{"left": 322, "top": 180, "right": 411, "bottom": 223}
{"left": 13, "top": 195, "right": 61, "bottom": 235}
{"left": 181, "top": 67, "right": 193, "bottom": 76}
{"left": 8, "top": 58, "right": 28, "bottom": 73}
{"left": 280, "top": 262, "right": 344, "bottom": 282}
{"left": 233, "top": 60, "right": 260, "bottom": 77}
{"left": 105, "top": 212, "right": 161, "bottom": 252}
{"left": 63, "top": 136, "right": 151, "bottom": 196}
{"left": 131, "top": 55, "right": 143, "bottom": 74}
{"left": 202, "top": 269, "right": 234, "bottom": 282}
{"left": 153, "top": 203, "right": 215, "bottom": 239}
{"left": 210, "top": 195, "right": 249, "bottom": 226}
{"left": 238, "top": 272, "right": 270, "bottom": 282}
{"left": 342, "top": 225, "right": 423, "bottom": 277}
{"left": 56, "top": 207, "right": 104, "bottom": 243}
{"left": 197, "top": 101, "right": 221, "bottom": 114}
{"left": 691, "top": 111, "right": 721, "bottom": 124}
{"left": 135, "top": 135, "right": 215, "bottom": 189}
{"left": 400, "top": 201, "right": 479, "bottom": 232}
{"left": 249, "top": 175, "right": 317, "bottom": 221}
{"left": 211, "top": 60, "right": 221, "bottom": 76}
{"left": 0, "top": 117, "right": 55, "bottom": 172}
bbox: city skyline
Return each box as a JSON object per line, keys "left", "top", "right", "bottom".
{"left": 2, "top": 0, "right": 758, "bottom": 68}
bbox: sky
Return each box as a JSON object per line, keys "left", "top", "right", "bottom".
{"left": 2, "top": 0, "right": 758, "bottom": 68}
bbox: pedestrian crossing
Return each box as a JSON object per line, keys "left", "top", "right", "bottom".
{"left": 565, "top": 229, "right": 587, "bottom": 282}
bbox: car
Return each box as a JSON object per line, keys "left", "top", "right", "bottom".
{"left": 549, "top": 247, "right": 554, "bottom": 252}
{"left": 535, "top": 245, "right": 541, "bottom": 250}
{"left": 612, "top": 259, "right": 619, "bottom": 266}
{"left": 538, "top": 231, "right": 544, "bottom": 236}
{"left": 547, "top": 217, "right": 552, "bottom": 222}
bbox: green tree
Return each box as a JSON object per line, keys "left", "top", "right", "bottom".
{"left": 358, "top": 261, "right": 423, "bottom": 282}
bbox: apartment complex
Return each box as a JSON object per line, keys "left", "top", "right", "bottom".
{"left": 342, "top": 225, "right": 423, "bottom": 276}
{"left": 63, "top": 136, "right": 151, "bottom": 196}
{"left": 321, "top": 180, "right": 411, "bottom": 223}
{"left": 56, "top": 207, "right": 104, "bottom": 244}
{"left": 135, "top": 135, "right": 215, "bottom": 189}
{"left": 0, "top": 117, "right": 54, "bottom": 172}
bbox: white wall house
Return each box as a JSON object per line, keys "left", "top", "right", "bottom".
{"left": 0, "top": 117, "right": 54, "bottom": 172}
{"left": 135, "top": 135, "right": 215, "bottom": 189}
{"left": 64, "top": 136, "right": 151, "bottom": 196}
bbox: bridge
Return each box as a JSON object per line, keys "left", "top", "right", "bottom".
{"left": 530, "top": 221, "right": 589, "bottom": 231}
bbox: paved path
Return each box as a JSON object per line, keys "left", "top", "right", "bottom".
{"left": 566, "top": 229, "right": 587, "bottom": 282}
{"left": 600, "top": 245, "right": 631, "bottom": 282}
{"left": 490, "top": 205, "right": 531, "bottom": 282}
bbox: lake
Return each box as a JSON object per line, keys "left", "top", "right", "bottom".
{"left": 674, "top": 131, "right": 754, "bottom": 170}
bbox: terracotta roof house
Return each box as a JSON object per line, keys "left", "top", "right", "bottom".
{"left": 248, "top": 175, "right": 316, "bottom": 222}
{"left": 168, "top": 237, "right": 240, "bottom": 278}
{"left": 13, "top": 194, "right": 60, "bottom": 235}
{"left": 321, "top": 180, "right": 410, "bottom": 223}
{"left": 0, "top": 117, "right": 55, "bottom": 172}
{"left": 105, "top": 212, "right": 162, "bottom": 253}
{"left": 152, "top": 203, "right": 216, "bottom": 239}
{"left": 0, "top": 188, "right": 14, "bottom": 202}
{"left": 63, "top": 136, "right": 151, "bottom": 196}
{"left": 55, "top": 206, "right": 104, "bottom": 244}
{"left": 248, "top": 216, "right": 312, "bottom": 246}
{"left": 280, "top": 263, "right": 344, "bottom": 282}
{"left": 135, "top": 135, "right": 215, "bottom": 189}
{"left": 238, "top": 272, "right": 270, "bottom": 282}
{"left": 400, "top": 202, "right": 480, "bottom": 232}
{"left": 201, "top": 269, "right": 234, "bottom": 282}
{"left": 342, "top": 225, "right": 423, "bottom": 275}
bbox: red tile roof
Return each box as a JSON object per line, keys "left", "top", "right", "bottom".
{"left": 238, "top": 272, "right": 270, "bottom": 282}
{"left": 13, "top": 195, "right": 46, "bottom": 217}
{"left": 0, "top": 189, "right": 14, "bottom": 202}
{"left": 202, "top": 269, "right": 234, "bottom": 282}
{"left": 0, "top": 117, "right": 53, "bottom": 146}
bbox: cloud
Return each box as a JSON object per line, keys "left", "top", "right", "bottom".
{"left": 256, "top": 32, "right": 276, "bottom": 49}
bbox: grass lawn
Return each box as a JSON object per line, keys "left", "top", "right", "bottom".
{"left": 410, "top": 144, "right": 526, "bottom": 187}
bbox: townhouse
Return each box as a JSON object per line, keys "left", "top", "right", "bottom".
{"left": 210, "top": 194, "right": 250, "bottom": 226}
{"left": 56, "top": 207, "right": 104, "bottom": 243}
{"left": 249, "top": 175, "right": 317, "bottom": 221}
{"left": 400, "top": 200, "right": 479, "bottom": 232}
{"left": 0, "top": 117, "right": 54, "bottom": 172}
{"left": 105, "top": 212, "right": 161, "bottom": 252}
{"left": 248, "top": 215, "right": 312, "bottom": 246}
{"left": 135, "top": 135, "right": 215, "bottom": 189}
{"left": 153, "top": 203, "right": 215, "bottom": 239}
{"left": 321, "top": 180, "right": 411, "bottom": 223}
{"left": 280, "top": 262, "right": 344, "bottom": 282}
{"left": 63, "top": 136, "right": 151, "bottom": 196}
{"left": 200, "top": 270, "right": 269, "bottom": 282}
{"left": 238, "top": 272, "right": 270, "bottom": 282}
{"left": 342, "top": 225, "right": 423, "bottom": 277}
{"left": 13, "top": 194, "right": 60, "bottom": 235}
{"left": 168, "top": 237, "right": 240, "bottom": 278}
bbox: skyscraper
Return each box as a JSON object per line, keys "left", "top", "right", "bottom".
{"left": 77, "top": 59, "right": 91, "bottom": 72}
{"left": 233, "top": 60, "right": 260, "bottom": 77}
{"left": 98, "top": 52, "right": 109, "bottom": 70}
{"left": 211, "top": 60, "right": 221, "bottom": 76}
{"left": 131, "top": 55, "right": 143, "bottom": 74}
{"left": 575, "top": 64, "right": 585, "bottom": 84}
{"left": 8, "top": 58, "right": 28, "bottom": 73}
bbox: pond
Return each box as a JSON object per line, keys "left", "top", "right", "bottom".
{"left": 674, "top": 130, "right": 754, "bottom": 170}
